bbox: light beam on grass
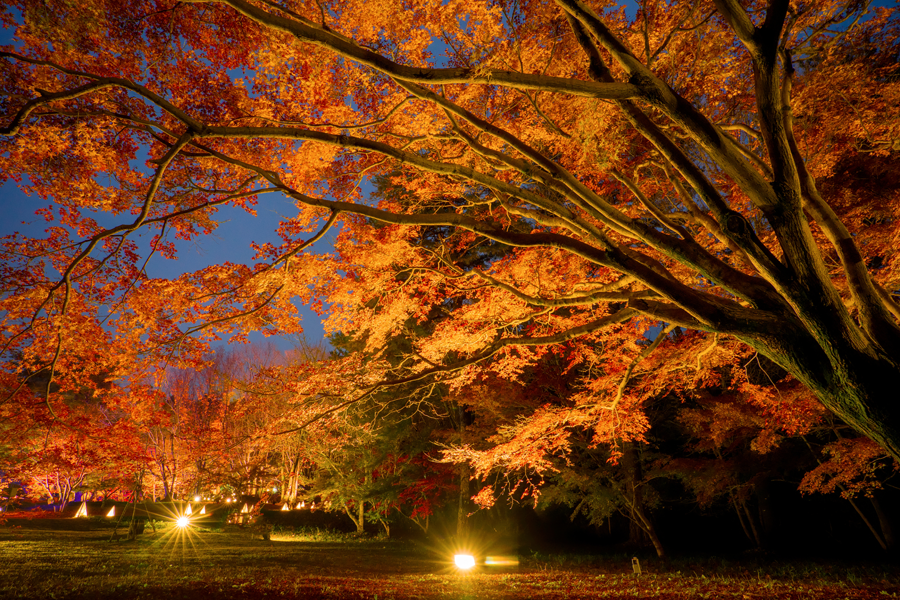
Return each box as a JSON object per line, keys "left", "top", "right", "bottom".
{"left": 140, "top": 503, "right": 211, "bottom": 562}
{"left": 429, "top": 529, "right": 517, "bottom": 574}
{"left": 485, "top": 556, "right": 519, "bottom": 567}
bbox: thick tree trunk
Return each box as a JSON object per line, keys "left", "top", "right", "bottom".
{"left": 813, "top": 374, "right": 900, "bottom": 464}
{"left": 745, "top": 331, "right": 900, "bottom": 463}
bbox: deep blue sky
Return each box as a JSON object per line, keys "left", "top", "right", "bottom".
{"left": 0, "top": 15, "right": 338, "bottom": 352}
{"left": 0, "top": 178, "right": 336, "bottom": 351}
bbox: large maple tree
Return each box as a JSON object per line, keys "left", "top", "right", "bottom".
{"left": 2, "top": 0, "right": 900, "bottom": 462}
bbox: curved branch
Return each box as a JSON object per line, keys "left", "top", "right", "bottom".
{"left": 273, "top": 307, "right": 640, "bottom": 435}
{"left": 204, "top": 0, "right": 640, "bottom": 99}
{"left": 474, "top": 270, "right": 660, "bottom": 307}
{"left": 0, "top": 52, "right": 206, "bottom": 133}
{"left": 556, "top": 0, "right": 783, "bottom": 212}
{"left": 609, "top": 324, "right": 677, "bottom": 409}
{"left": 780, "top": 52, "right": 900, "bottom": 356}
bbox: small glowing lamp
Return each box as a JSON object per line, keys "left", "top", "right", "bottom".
{"left": 176, "top": 516, "right": 190, "bottom": 528}
{"left": 272, "top": 487, "right": 278, "bottom": 492}
{"left": 194, "top": 495, "right": 201, "bottom": 502}
{"left": 226, "top": 498, "right": 232, "bottom": 503}
{"left": 454, "top": 554, "right": 476, "bottom": 570}
{"left": 106, "top": 506, "right": 116, "bottom": 517}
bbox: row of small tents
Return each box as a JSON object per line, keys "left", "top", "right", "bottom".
{"left": 72, "top": 500, "right": 314, "bottom": 518}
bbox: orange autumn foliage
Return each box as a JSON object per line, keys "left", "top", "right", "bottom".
{"left": 2, "top": 0, "right": 900, "bottom": 480}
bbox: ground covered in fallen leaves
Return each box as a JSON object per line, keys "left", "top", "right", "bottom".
{"left": 1, "top": 520, "right": 897, "bottom": 599}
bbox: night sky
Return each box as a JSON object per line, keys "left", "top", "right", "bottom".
{"left": 0, "top": 179, "right": 337, "bottom": 351}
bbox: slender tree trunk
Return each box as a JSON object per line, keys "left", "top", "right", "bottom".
{"left": 288, "top": 453, "right": 302, "bottom": 502}
{"left": 621, "top": 443, "right": 666, "bottom": 559}
{"left": 342, "top": 500, "right": 366, "bottom": 535}
{"left": 804, "top": 435, "right": 892, "bottom": 551}
{"left": 869, "top": 495, "right": 895, "bottom": 550}
{"left": 59, "top": 481, "right": 72, "bottom": 512}
{"left": 730, "top": 492, "right": 753, "bottom": 543}
{"left": 739, "top": 496, "right": 763, "bottom": 549}
{"left": 844, "top": 493, "right": 888, "bottom": 551}
{"left": 160, "top": 460, "right": 171, "bottom": 501}
{"left": 755, "top": 478, "right": 775, "bottom": 550}
{"left": 456, "top": 401, "right": 470, "bottom": 541}
{"left": 640, "top": 511, "right": 666, "bottom": 560}
{"left": 457, "top": 463, "right": 470, "bottom": 541}
{"left": 194, "top": 459, "right": 204, "bottom": 497}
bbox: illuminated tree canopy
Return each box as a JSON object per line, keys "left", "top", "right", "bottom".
{"left": 2, "top": 0, "right": 900, "bottom": 472}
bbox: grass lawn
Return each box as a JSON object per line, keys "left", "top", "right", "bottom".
{"left": 1, "top": 520, "right": 898, "bottom": 599}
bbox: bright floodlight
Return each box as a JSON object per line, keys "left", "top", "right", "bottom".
{"left": 176, "top": 516, "right": 190, "bottom": 528}
{"left": 454, "top": 554, "right": 476, "bottom": 570}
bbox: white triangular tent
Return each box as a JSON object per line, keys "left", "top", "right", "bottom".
{"left": 106, "top": 506, "right": 115, "bottom": 517}
{"left": 74, "top": 502, "right": 88, "bottom": 518}
{"left": 199, "top": 506, "right": 206, "bottom": 515}
{"left": 241, "top": 503, "right": 249, "bottom": 514}
{"left": 281, "top": 503, "right": 289, "bottom": 511}
{"left": 185, "top": 504, "right": 193, "bottom": 516}
{"left": 296, "top": 501, "right": 303, "bottom": 509}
